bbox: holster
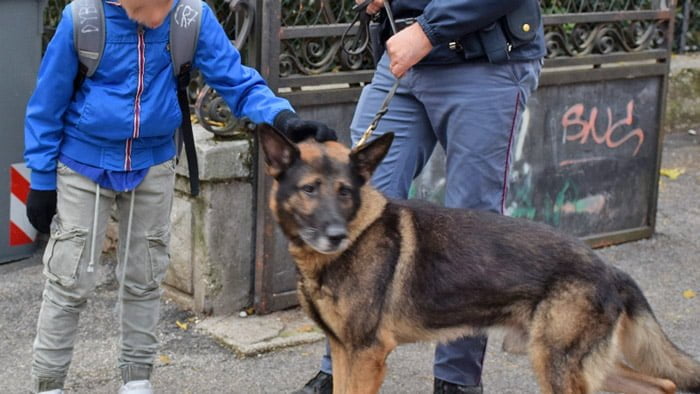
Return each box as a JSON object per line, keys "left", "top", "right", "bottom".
{"left": 478, "top": 22, "right": 511, "bottom": 64}
{"left": 469, "top": 0, "right": 542, "bottom": 63}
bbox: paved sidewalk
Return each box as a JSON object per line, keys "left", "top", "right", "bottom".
{"left": 1, "top": 132, "right": 698, "bottom": 393}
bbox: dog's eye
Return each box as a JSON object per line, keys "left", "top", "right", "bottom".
{"left": 338, "top": 186, "right": 352, "bottom": 197}
{"left": 301, "top": 184, "right": 316, "bottom": 195}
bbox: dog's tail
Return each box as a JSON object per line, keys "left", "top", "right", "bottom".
{"left": 617, "top": 272, "right": 700, "bottom": 393}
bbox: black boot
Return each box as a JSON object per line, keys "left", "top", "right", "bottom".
{"left": 292, "top": 371, "right": 333, "bottom": 394}
{"left": 434, "top": 378, "right": 483, "bottom": 394}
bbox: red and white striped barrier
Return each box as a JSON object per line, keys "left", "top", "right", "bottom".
{"left": 9, "top": 163, "right": 37, "bottom": 246}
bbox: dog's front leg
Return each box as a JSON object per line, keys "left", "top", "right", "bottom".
{"left": 344, "top": 346, "right": 393, "bottom": 394}
{"left": 329, "top": 339, "right": 350, "bottom": 394}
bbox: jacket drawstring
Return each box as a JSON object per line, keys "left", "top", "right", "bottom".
{"left": 87, "top": 183, "right": 101, "bottom": 273}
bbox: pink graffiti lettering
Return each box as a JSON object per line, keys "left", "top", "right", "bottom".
{"left": 562, "top": 100, "right": 644, "bottom": 156}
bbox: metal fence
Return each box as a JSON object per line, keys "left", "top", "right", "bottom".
{"left": 676, "top": 0, "right": 699, "bottom": 52}
{"left": 40, "top": 1, "right": 700, "bottom": 69}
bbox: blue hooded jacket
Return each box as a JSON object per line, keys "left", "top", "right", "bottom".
{"left": 25, "top": 0, "right": 293, "bottom": 190}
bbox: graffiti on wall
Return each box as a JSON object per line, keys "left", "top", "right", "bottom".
{"left": 506, "top": 97, "right": 649, "bottom": 230}
{"left": 410, "top": 75, "right": 660, "bottom": 238}
{"left": 560, "top": 100, "right": 645, "bottom": 166}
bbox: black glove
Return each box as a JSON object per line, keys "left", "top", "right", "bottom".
{"left": 273, "top": 110, "right": 338, "bottom": 143}
{"left": 27, "top": 189, "right": 57, "bottom": 234}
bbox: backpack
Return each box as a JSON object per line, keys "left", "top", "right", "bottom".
{"left": 70, "top": 0, "right": 203, "bottom": 196}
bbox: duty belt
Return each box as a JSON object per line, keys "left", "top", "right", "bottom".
{"left": 391, "top": 17, "right": 473, "bottom": 58}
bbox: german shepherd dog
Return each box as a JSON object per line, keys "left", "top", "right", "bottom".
{"left": 257, "top": 124, "right": 700, "bottom": 394}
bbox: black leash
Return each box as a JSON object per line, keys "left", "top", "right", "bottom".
{"left": 342, "top": 0, "right": 401, "bottom": 148}
{"left": 341, "top": 0, "right": 372, "bottom": 56}
{"left": 355, "top": 76, "right": 399, "bottom": 147}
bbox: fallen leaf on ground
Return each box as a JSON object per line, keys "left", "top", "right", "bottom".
{"left": 660, "top": 168, "right": 685, "bottom": 180}
{"left": 683, "top": 290, "right": 696, "bottom": 299}
{"left": 159, "top": 354, "right": 172, "bottom": 365}
{"left": 297, "top": 324, "right": 315, "bottom": 333}
{"left": 176, "top": 320, "right": 188, "bottom": 331}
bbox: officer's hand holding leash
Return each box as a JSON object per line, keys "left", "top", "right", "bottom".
{"left": 386, "top": 22, "right": 433, "bottom": 78}
{"left": 356, "top": 0, "right": 434, "bottom": 78}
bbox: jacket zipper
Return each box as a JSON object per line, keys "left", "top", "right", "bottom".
{"left": 126, "top": 25, "right": 146, "bottom": 171}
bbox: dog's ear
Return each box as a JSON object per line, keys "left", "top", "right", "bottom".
{"left": 258, "top": 123, "right": 300, "bottom": 178}
{"left": 350, "top": 132, "right": 394, "bottom": 182}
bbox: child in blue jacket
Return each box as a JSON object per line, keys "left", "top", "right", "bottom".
{"left": 24, "top": 1, "right": 334, "bottom": 393}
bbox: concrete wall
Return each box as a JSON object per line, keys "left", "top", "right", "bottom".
{"left": 666, "top": 54, "right": 700, "bottom": 132}
{"left": 163, "top": 125, "right": 255, "bottom": 316}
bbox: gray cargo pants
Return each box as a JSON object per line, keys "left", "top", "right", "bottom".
{"left": 31, "top": 159, "right": 175, "bottom": 392}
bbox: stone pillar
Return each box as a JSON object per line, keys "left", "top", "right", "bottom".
{"left": 165, "top": 125, "right": 255, "bottom": 315}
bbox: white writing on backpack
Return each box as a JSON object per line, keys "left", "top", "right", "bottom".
{"left": 175, "top": 4, "right": 198, "bottom": 28}
{"left": 78, "top": 5, "right": 100, "bottom": 34}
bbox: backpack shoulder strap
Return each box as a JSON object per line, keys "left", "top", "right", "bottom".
{"left": 171, "top": 0, "right": 203, "bottom": 196}
{"left": 71, "top": 0, "right": 105, "bottom": 79}
{"left": 170, "top": 0, "right": 202, "bottom": 77}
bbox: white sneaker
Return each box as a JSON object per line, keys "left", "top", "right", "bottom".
{"left": 118, "top": 380, "right": 153, "bottom": 394}
{"left": 38, "top": 390, "right": 64, "bottom": 394}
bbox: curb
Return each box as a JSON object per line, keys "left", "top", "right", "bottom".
{"left": 196, "top": 308, "right": 325, "bottom": 357}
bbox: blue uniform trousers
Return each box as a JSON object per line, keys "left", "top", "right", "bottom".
{"left": 320, "top": 54, "right": 541, "bottom": 387}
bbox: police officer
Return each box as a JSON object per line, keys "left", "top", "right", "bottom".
{"left": 295, "top": 0, "right": 545, "bottom": 393}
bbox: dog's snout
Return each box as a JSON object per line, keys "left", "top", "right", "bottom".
{"left": 326, "top": 224, "right": 348, "bottom": 244}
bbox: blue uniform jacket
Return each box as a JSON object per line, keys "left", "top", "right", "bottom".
{"left": 25, "top": 0, "right": 293, "bottom": 190}
{"left": 392, "top": 0, "right": 546, "bottom": 64}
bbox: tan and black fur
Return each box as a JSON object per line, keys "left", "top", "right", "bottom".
{"left": 258, "top": 124, "right": 700, "bottom": 394}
